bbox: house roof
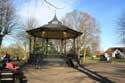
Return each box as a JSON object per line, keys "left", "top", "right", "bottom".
{"left": 105, "top": 47, "right": 125, "bottom": 55}
{"left": 26, "top": 15, "right": 82, "bottom": 39}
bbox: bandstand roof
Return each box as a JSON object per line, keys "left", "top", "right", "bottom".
{"left": 26, "top": 15, "right": 82, "bottom": 39}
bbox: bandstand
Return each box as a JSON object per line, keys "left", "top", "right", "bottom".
{"left": 26, "top": 15, "right": 82, "bottom": 63}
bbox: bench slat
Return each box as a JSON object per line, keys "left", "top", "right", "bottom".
{"left": 1, "top": 73, "right": 13, "bottom": 75}
{"left": 1, "top": 78, "right": 13, "bottom": 80}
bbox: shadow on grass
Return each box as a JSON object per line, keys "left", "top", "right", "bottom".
{"left": 76, "top": 65, "right": 114, "bottom": 83}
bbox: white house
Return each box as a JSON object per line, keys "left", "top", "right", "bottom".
{"left": 105, "top": 47, "right": 125, "bottom": 59}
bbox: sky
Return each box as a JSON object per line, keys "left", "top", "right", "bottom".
{"left": 2, "top": 0, "right": 125, "bottom": 51}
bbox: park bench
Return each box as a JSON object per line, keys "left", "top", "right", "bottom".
{"left": 0, "top": 68, "right": 14, "bottom": 83}
{"left": 0, "top": 68, "right": 27, "bottom": 83}
{"left": 0, "top": 60, "right": 27, "bottom": 83}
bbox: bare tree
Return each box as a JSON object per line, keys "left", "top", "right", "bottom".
{"left": 0, "top": 0, "right": 16, "bottom": 47}
{"left": 44, "top": 0, "right": 62, "bottom": 9}
{"left": 117, "top": 12, "right": 125, "bottom": 46}
{"left": 15, "top": 16, "right": 38, "bottom": 52}
{"left": 62, "top": 10, "right": 100, "bottom": 60}
{"left": 15, "top": 0, "right": 59, "bottom": 53}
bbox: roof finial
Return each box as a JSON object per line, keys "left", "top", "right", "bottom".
{"left": 48, "top": 7, "right": 62, "bottom": 24}
{"left": 54, "top": 9, "right": 56, "bottom": 16}
{"left": 48, "top": 14, "right": 62, "bottom": 24}
{"left": 53, "top": 9, "right": 58, "bottom": 21}
{"left": 44, "top": 0, "right": 63, "bottom": 24}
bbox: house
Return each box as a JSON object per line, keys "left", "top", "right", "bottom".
{"left": 105, "top": 47, "right": 125, "bottom": 59}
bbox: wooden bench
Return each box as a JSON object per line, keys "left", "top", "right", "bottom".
{"left": 0, "top": 69, "right": 14, "bottom": 83}
{"left": 0, "top": 72, "right": 27, "bottom": 83}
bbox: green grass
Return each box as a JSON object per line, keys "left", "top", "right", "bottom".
{"left": 80, "top": 56, "right": 125, "bottom": 63}
{"left": 112, "top": 58, "right": 125, "bottom": 62}
{"left": 80, "top": 56, "right": 99, "bottom": 62}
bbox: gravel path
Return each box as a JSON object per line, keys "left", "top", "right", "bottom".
{"left": 24, "top": 66, "right": 96, "bottom": 83}
{"left": 23, "top": 63, "right": 125, "bottom": 83}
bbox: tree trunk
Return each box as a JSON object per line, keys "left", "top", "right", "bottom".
{"left": 83, "top": 47, "right": 87, "bottom": 62}
{"left": 0, "top": 35, "right": 3, "bottom": 48}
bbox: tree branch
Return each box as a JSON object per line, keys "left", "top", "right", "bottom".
{"left": 44, "top": 0, "right": 63, "bottom": 9}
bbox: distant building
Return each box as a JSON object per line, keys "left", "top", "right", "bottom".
{"left": 105, "top": 47, "right": 125, "bottom": 59}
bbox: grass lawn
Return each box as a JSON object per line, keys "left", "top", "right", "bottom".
{"left": 112, "top": 58, "right": 125, "bottom": 63}
{"left": 80, "top": 56, "right": 99, "bottom": 63}
{"left": 80, "top": 56, "right": 125, "bottom": 63}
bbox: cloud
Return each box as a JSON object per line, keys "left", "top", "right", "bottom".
{"left": 17, "top": 0, "right": 77, "bottom": 25}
